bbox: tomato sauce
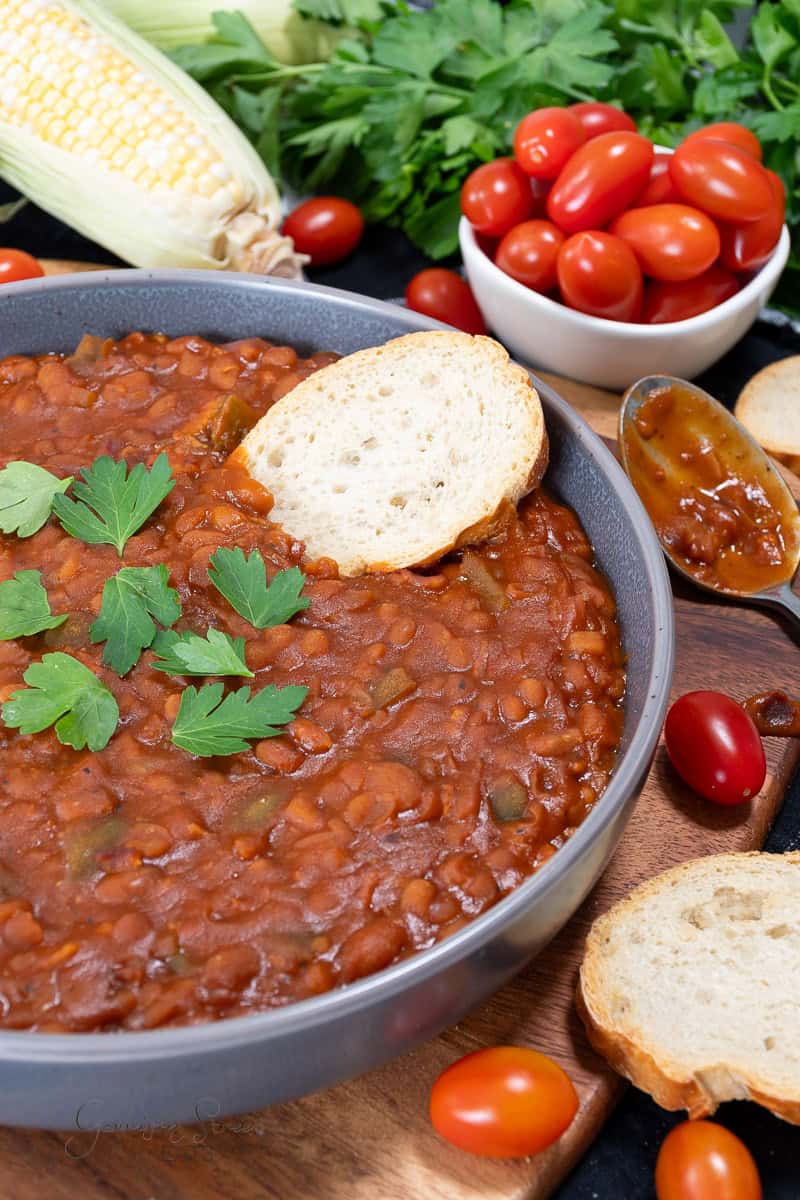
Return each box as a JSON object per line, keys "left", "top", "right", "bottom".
{"left": 0, "top": 333, "right": 625, "bottom": 1031}
{"left": 622, "top": 383, "right": 800, "bottom": 595}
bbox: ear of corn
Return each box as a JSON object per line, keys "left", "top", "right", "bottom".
{"left": 0, "top": 0, "right": 305, "bottom": 276}
{"left": 100, "top": 0, "right": 339, "bottom": 64}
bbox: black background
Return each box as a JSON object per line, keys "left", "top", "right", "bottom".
{"left": 3, "top": 197, "right": 800, "bottom": 1198}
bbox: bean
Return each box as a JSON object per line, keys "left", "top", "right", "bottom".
{"left": 336, "top": 918, "right": 406, "bottom": 983}
{"left": 289, "top": 718, "right": 332, "bottom": 754}
{"left": 4, "top": 911, "right": 43, "bottom": 949}
{"left": 254, "top": 739, "right": 304, "bottom": 773}
{"left": 400, "top": 878, "right": 437, "bottom": 918}
{"left": 300, "top": 629, "right": 330, "bottom": 657}
{"left": 202, "top": 945, "right": 259, "bottom": 998}
{"left": 283, "top": 793, "right": 325, "bottom": 832}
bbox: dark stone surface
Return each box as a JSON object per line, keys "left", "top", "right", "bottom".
{"left": 6, "top": 196, "right": 800, "bottom": 1196}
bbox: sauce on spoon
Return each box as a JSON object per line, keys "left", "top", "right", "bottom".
{"left": 621, "top": 380, "right": 800, "bottom": 595}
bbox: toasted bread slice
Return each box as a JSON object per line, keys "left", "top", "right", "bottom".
{"left": 232, "top": 331, "right": 547, "bottom": 576}
{"left": 735, "top": 356, "right": 800, "bottom": 471}
{"left": 577, "top": 852, "right": 800, "bottom": 1124}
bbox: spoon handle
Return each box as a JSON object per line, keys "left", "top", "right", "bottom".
{"left": 756, "top": 580, "right": 800, "bottom": 630}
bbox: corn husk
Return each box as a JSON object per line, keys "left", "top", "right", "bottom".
{"left": 101, "top": 0, "right": 339, "bottom": 63}
{"left": 0, "top": 0, "right": 305, "bottom": 276}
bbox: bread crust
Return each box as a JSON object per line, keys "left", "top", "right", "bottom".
{"left": 577, "top": 852, "right": 800, "bottom": 1126}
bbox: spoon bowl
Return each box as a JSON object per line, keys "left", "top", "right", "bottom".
{"left": 619, "top": 374, "right": 800, "bottom": 628}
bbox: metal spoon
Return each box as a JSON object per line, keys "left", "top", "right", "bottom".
{"left": 619, "top": 374, "right": 800, "bottom": 629}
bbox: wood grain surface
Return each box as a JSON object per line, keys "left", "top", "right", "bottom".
{"left": 1, "top": 263, "right": 798, "bottom": 1200}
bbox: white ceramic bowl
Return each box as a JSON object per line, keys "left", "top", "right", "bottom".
{"left": 460, "top": 214, "right": 790, "bottom": 391}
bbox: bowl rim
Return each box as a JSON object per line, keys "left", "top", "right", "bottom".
{"left": 0, "top": 268, "right": 675, "bottom": 1062}
{"left": 460, "top": 215, "right": 790, "bottom": 336}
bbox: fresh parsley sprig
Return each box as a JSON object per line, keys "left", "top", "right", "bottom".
{"left": 208, "top": 549, "right": 309, "bottom": 628}
{"left": 151, "top": 628, "right": 254, "bottom": 677}
{"left": 0, "top": 571, "right": 68, "bottom": 640}
{"left": 0, "top": 462, "right": 73, "bottom": 538}
{"left": 1, "top": 652, "right": 119, "bottom": 752}
{"left": 90, "top": 565, "right": 182, "bottom": 675}
{"left": 52, "top": 453, "right": 175, "bottom": 557}
{"left": 170, "top": 681, "right": 307, "bottom": 756}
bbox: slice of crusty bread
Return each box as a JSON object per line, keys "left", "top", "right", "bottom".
{"left": 735, "top": 356, "right": 800, "bottom": 470}
{"left": 232, "top": 331, "right": 547, "bottom": 576}
{"left": 577, "top": 852, "right": 800, "bottom": 1125}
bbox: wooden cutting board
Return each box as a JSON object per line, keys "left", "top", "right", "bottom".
{"left": 2, "top": 263, "right": 799, "bottom": 1200}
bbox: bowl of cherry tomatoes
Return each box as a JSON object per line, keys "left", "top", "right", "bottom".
{"left": 459, "top": 105, "right": 790, "bottom": 390}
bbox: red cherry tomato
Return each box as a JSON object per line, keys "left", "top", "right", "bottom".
{"left": 569, "top": 101, "right": 637, "bottom": 139}
{"left": 611, "top": 204, "right": 720, "bottom": 282}
{"left": 669, "top": 140, "right": 773, "bottom": 222}
{"left": 682, "top": 122, "right": 763, "bottom": 162}
{"left": 556, "top": 231, "right": 643, "bottom": 322}
{"left": 282, "top": 197, "right": 364, "bottom": 267}
{"left": 634, "top": 152, "right": 681, "bottom": 207}
{"left": 429, "top": 1047, "right": 579, "bottom": 1158}
{"left": 664, "top": 691, "right": 766, "bottom": 805}
{"left": 0, "top": 249, "right": 44, "bottom": 284}
{"left": 405, "top": 268, "right": 486, "bottom": 335}
{"left": 655, "top": 1120, "right": 762, "bottom": 1200}
{"left": 494, "top": 219, "right": 565, "bottom": 292}
{"left": 461, "top": 158, "right": 534, "bottom": 238}
{"left": 642, "top": 266, "right": 740, "bottom": 324}
{"left": 513, "top": 107, "right": 586, "bottom": 181}
{"left": 719, "top": 169, "right": 786, "bottom": 273}
{"left": 547, "top": 132, "right": 654, "bottom": 234}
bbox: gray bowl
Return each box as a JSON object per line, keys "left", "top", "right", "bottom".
{"left": 0, "top": 270, "right": 674, "bottom": 1130}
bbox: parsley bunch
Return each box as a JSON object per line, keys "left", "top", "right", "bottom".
{"left": 172, "top": 0, "right": 800, "bottom": 313}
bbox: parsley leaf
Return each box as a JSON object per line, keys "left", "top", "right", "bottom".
{"left": 0, "top": 462, "right": 73, "bottom": 538}
{"left": 0, "top": 571, "right": 68, "bottom": 640}
{"left": 151, "top": 628, "right": 253, "bottom": 678}
{"left": 2, "top": 652, "right": 119, "bottom": 752}
{"left": 90, "top": 565, "right": 181, "bottom": 676}
{"left": 208, "top": 550, "right": 309, "bottom": 628}
{"left": 170, "top": 682, "right": 307, "bottom": 756}
{"left": 52, "top": 453, "right": 175, "bottom": 557}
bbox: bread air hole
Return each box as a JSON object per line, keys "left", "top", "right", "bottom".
{"left": 268, "top": 450, "right": 283, "bottom": 467}
{"left": 333, "top": 484, "right": 347, "bottom": 494}
{"left": 341, "top": 451, "right": 360, "bottom": 465}
{"left": 362, "top": 437, "right": 378, "bottom": 450}
{"left": 390, "top": 495, "right": 406, "bottom": 509}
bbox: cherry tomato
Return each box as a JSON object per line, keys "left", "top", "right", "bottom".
{"left": 495, "top": 219, "right": 565, "bottom": 292}
{"left": 547, "top": 132, "right": 654, "bottom": 234}
{"left": 0, "top": 249, "right": 44, "bottom": 284}
{"left": 611, "top": 204, "right": 720, "bottom": 282}
{"left": 642, "top": 266, "right": 740, "bottom": 324}
{"left": 664, "top": 691, "right": 766, "bottom": 805}
{"left": 569, "top": 101, "right": 637, "bottom": 140}
{"left": 282, "top": 197, "right": 364, "bottom": 267}
{"left": 719, "top": 169, "right": 786, "bottom": 273}
{"left": 669, "top": 140, "right": 773, "bottom": 223}
{"left": 682, "top": 122, "right": 763, "bottom": 162}
{"left": 557, "top": 231, "right": 643, "bottom": 322}
{"left": 405, "top": 268, "right": 486, "bottom": 335}
{"left": 513, "top": 107, "right": 586, "bottom": 181}
{"left": 634, "top": 152, "right": 681, "bottom": 207}
{"left": 429, "top": 1047, "right": 579, "bottom": 1158}
{"left": 655, "top": 1120, "right": 762, "bottom": 1200}
{"left": 461, "top": 158, "right": 535, "bottom": 238}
